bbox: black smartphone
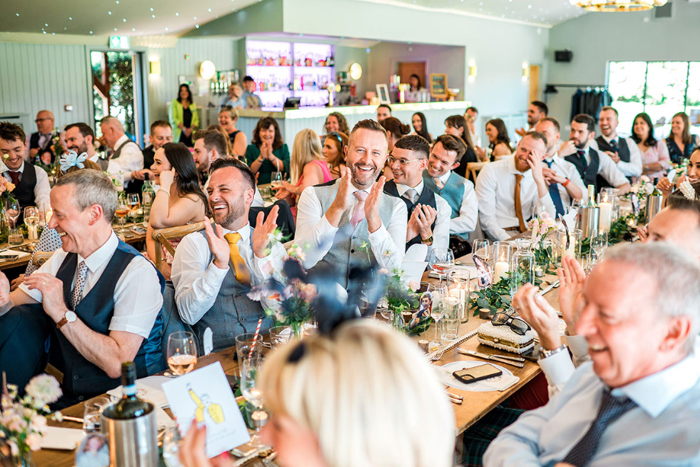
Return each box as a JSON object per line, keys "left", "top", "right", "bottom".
{"left": 453, "top": 364, "right": 503, "bottom": 384}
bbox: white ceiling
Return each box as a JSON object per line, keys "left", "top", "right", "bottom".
{"left": 0, "top": 0, "right": 586, "bottom": 37}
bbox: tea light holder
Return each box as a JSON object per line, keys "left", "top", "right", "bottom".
{"left": 492, "top": 242, "right": 513, "bottom": 284}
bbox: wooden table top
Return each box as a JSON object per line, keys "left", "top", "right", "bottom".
{"left": 33, "top": 255, "right": 560, "bottom": 466}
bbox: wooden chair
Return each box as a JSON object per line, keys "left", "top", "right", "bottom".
{"left": 467, "top": 161, "right": 488, "bottom": 183}
{"left": 152, "top": 221, "right": 206, "bottom": 274}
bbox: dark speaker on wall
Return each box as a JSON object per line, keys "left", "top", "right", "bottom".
{"left": 555, "top": 50, "right": 573, "bottom": 62}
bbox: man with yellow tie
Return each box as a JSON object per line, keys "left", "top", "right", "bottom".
{"left": 171, "top": 158, "right": 285, "bottom": 352}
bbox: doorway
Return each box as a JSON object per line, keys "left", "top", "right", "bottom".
{"left": 398, "top": 62, "right": 427, "bottom": 89}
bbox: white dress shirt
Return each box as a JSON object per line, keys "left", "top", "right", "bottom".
{"left": 294, "top": 180, "right": 408, "bottom": 272}
{"left": 394, "top": 180, "right": 450, "bottom": 252}
{"left": 109, "top": 134, "right": 144, "bottom": 183}
{"left": 475, "top": 157, "right": 555, "bottom": 241}
{"left": 544, "top": 154, "right": 585, "bottom": 207}
{"left": 581, "top": 146, "right": 629, "bottom": 188}
{"left": 19, "top": 232, "right": 162, "bottom": 338}
{"left": 434, "top": 171, "right": 478, "bottom": 235}
{"left": 484, "top": 354, "right": 700, "bottom": 466}
{"left": 1, "top": 161, "right": 51, "bottom": 212}
{"left": 170, "top": 223, "right": 285, "bottom": 326}
{"left": 590, "top": 133, "right": 642, "bottom": 178}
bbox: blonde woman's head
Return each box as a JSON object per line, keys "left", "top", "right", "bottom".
{"left": 259, "top": 320, "right": 455, "bottom": 467}
{"left": 290, "top": 129, "right": 323, "bottom": 184}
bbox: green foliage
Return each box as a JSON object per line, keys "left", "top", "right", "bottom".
{"left": 470, "top": 276, "right": 512, "bottom": 316}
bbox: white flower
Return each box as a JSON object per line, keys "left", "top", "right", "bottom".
{"left": 25, "top": 374, "right": 62, "bottom": 406}
{"left": 640, "top": 175, "right": 651, "bottom": 183}
{"left": 643, "top": 184, "right": 655, "bottom": 195}
{"left": 26, "top": 432, "right": 42, "bottom": 451}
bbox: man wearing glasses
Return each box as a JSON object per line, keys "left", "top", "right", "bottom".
{"left": 383, "top": 135, "right": 450, "bottom": 253}
{"left": 28, "top": 110, "right": 59, "bottom": 165}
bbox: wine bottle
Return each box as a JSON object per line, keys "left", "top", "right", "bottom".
{"left": 651, "top": 177, "right": 662, "bottom": 196}
{"left": 586, "top": 185, "right": 596, "bottom": 207}
{"left": 111, "top": 362, "right": 149, "bottom": 419}
{"left": 142, "top": 178, "right": 155, "bottom": 222}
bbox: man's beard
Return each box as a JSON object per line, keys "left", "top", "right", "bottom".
{"left": 213, "top": 200, "right": 246, "bottom": 227}
{"left": 67, "top": 141, "right": 88, "bottom": 155}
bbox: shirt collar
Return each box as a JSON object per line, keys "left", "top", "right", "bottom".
{"left": 545, "top": 153, "right": 561, "bottom": 164}
{"left": 79, "top": 232, "right": 119, "bottom": 273}
{"left": 1, "top": 161, "right": 25, "bottom": 173}
{"left": 396, "top": 180, "right": 424, "bottom": 197}
{"left": 114, "top": 134, "right": 129, "bottom": 149}
{"left": 436, "top": 172, "right": 452, "bottom": 184}
{"left": 612, "top": 352, "right": 700, "bottom": 418}
{"left": 602, "top": 133, "right": 618, "bottom": 143}
{"left": 221, "top": 223, "right": 252, "bottom": 243}
{"left": 506, "top": 156, "right": 531, "bottom": 178}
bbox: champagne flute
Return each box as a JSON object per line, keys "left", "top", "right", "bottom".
{"left": 166, "top": 331, "right": 198, "bottom": 376}
{"left": 428, "top": 248, "right": 455, "bottom": 283}
{"left": 427, "top": 283, "right": 447, "bottom": 351}
{"left": 240, "top": 354, "right": 268, "bottom": 447}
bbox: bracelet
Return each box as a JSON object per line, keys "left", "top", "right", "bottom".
{"left": 562, "top": 178, "right": 570, "bottom": 187}
{"left": 539, "top": 344, "right": 567, "bottom": 360}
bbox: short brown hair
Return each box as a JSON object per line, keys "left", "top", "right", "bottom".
{"left": 65, "top": 122, "right": 95, "bottom": 141}
{"left": 150, "top": 120, "right": 171, "bottom": 134}
{"left": 433, "top": 134, "right": 467, "bottom": 162}
{"left": 572, "top": 114, "right": 596, "bottom": 133}
{"left": 0, "top": 122, "right": 26, "bottom": 144}
{"left": 394, "top": 135, "right": 430, "bottom": 159}
{"left": 252, "top": 117, "right": 284, "bottom": 150}
{"left": 351, "top": 119, "right": 388, "bottom": 142}
{"left": 538, "top": 117, "right": 561, "bottom": 133}
{"left": 197, "top": 130, "right": 228, "bottom": 158}
{"left": 522, "top": 130, "right": 548, "bottom": 149}
{"left": 600, "top": 106, "right": 619, "bottom": 118}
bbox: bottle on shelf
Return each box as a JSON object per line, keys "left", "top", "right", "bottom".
{"left": 111, "top": 362, "right": 150, "bottom": 419}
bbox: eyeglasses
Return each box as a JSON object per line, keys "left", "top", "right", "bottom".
{"left": 388, "top": 155, "right": 424, "bottom": 166}
{"left": 35, "top": 118, "right": 52, "bottom": 123}
{"left": 491, "top": 311, "right": 531, "bottom": 336}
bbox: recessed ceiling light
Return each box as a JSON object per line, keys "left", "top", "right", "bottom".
{"left": 152, "top": 14, "right": 155, "bottom": 17}
{"left": 132, "top": 27, "right": 135, "bottom": 31}
{"left": 150, "top": 7, "right": 154, "bottom": 11}
{"left": 208, "top": 8, "right": 212, "bottom": 11}
{"left": 195, "top": 24, "right": 199, "bottom": 28}
{"left": 69, "top": 17, "right": 73, "bottom": 20}
{"left": 15, "top": 13, "right": 19, "bottom": 16}
{"left": 45, "top": 23, "right": 48, "bottom": 26}
{"left": 175, "top": 12, "right": 179, "bottom": 16}
{"left": 123, "top": 18, "right": 126, "bottom": 22}
{"left": 114, "top": 27, "right": 118, "bottom": 31}
{"left": 108, "top": 11, "right": 112, "bottom": 14}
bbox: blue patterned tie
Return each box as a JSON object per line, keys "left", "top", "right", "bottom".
{"left": 562, "top": 389, "right": 637, "bottom": 466}
{"left": 545, "top": 160, "right": 565, "bottom": 218}
{"left": 609, "top": 139, "right": 618, "bottom": 153}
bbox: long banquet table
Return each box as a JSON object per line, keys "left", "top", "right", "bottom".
{"left": 33, "top": 255, "right": 560, "bottom": 466}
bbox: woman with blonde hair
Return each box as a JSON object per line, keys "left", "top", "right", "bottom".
{"left": 217, "top": 106, "right": 247, "bottom": 157}
{"left": 179, "top": 320, "right": 455, "bottom": 467}
{"left": 273, "top": 129, "right": 333, "bottom": 216}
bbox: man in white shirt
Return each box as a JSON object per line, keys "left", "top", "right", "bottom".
{"left": 0, "top": 122, "right": 51, "bottom": 215}
{"left": 383, "top": 135, "right": 450, "bottom": 254}
{"left": 486, "top": 242, "right": 700, "bottom": 466}
{"left": 475, "top": 131, "right": 555, "bottom": 241}
{"left": 171, "top": 158, "right": 285, "bottom": 352}
{"left": 0, "top": 170, "right": 164, "bottom": 408}
{"left": 559, "top": 114, "right": 631, "bottom": 195}
{"left": 535, "top": 117, "right": 584, "bottom": 217}
{"left": 99, "top": 116, "right": 144, "bottom": 189}
{"left": 423, "top": 134, "right": 478, "bottom": 242}
{"left": 590, "top": 106, "right": 642, "bottom": 179}
{"left": 295, "top": 119, "right": 408, "bottom": 287}
{"left": 516, "top": 100, "right": 548, "bottom": 137}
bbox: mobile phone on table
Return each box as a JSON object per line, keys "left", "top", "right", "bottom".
{"left": 453, "top": 364, "right": 503, "bottom": 384}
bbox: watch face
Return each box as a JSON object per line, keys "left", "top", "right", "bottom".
{"left": 66, "top": 311, "right": 77, "bottom": 322}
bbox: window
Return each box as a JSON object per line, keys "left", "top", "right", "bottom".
{"left": 608, "top": 61, "right": 700, "bottom": 140}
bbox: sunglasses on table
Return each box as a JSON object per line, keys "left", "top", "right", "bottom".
{"left": 491, "top": 311, "right": 531, "bottom": 336}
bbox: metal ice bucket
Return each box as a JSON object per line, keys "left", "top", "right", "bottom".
{"left": 100, "top": 402, "right": 158, "bottom": 467}
{"left": 578, "top": 206, "right": 599, "bottom": 240}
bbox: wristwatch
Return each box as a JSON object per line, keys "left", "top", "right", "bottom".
{"left": 57, "top": 310, "right": 77, "bottom": 330}
{"left": 421, "top": 236, "right": 434, "bottom": 245}
{"left": 562, "top": 178, "right": 570, "bottom": 187}
{"left": 539, "top": 344, "right": 567, "bottom": 360}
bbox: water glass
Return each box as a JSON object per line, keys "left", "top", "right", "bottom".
{"left": 555, "top": 229, "right": 582, "bottom": 264}
{"left": 8, "top": 229, "right": 23, "bottom": 246}
{"left": 589, "top": 232, "right": 608, "bottom": 269}
{"left": 167, "top": 331, "right": 198, "bottom": 376}
{"left": 162, "top": 426, "right": 182, "bottom": 467}
{"left": 427, "top": 283, "right": 447, "bottom": 348}
{"left": 428, "top": 248, "right": 455, "bottom": 282}
{"left": 448, "top": 268, "right": 470, "bottom": 323}
{"left": 240, "top": 354, "right": 267, "bottom": 447}
{"left": 83, "top": 397, "right": 111, "bottom": 434}
{"left": 441, "top": 295, "right": 461, "bottom": 340}
{"left": 269, "top": 325, "right": 291, "bottom": 348}
{"left": 472, "top": 239, "right": 490, "bottom": 263}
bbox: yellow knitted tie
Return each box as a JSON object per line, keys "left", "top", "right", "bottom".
{"left": 224, "top": 232, "right": 251, "bottom": 286}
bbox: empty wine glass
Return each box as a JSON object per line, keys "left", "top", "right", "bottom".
{"left": 166, "top": 331, "right": 198, "bottom": 376}
{"left": 428, "top": 248, "right": 455, "bottom": 283}
{"left": 588, "top": 232, "right": 608, "bottom": 270}
{"left": 240, "top": 354, "right": 268, "bottom": 447}
{"left": 472, "top": 239, "right": 490, "bottom": 263}
{"left": 427, "top": 282, "right": 447, "bottom": 351}
{"left": 270, "top": 171, "right": 284, "bottom": 187}
{"left": 4, "top": 198, "right": 19, "bottom": 229}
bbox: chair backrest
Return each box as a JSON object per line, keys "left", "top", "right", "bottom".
{"left": 249, "top": 199, "right": 296, "bottom": 240}
{"left": 32, "top": 251, "right": 54, "bottom": 268}
{"left": 467, "top": 161, "right": 488, "bottom": 183}
{"left": 152, "top": 221, "right": 207, "bottom": 273}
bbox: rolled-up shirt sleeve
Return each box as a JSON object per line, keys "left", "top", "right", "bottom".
{"left": 475, "top": 166, "right": 510, "bottom": 241}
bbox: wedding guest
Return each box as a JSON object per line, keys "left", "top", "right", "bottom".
{"left": 410, "top": 112, "right": 433, "bottom": 143}
{"left": 322, "top": 131, "right": 347, "bottom": 179}
{"left": 590, "top": 106, "right": 642, "bottom": 180}
{"left": 171, "top": 158, "right": 285, "bottom": 351}
{"left": 27, "top": 110, "right": 59, "bottom": 165}
{"left": 465, "top": 106, "right": 480, "bottom": 147}
{"left": 63, "top": 122, "right": 99, "bottom": 165}
{"left": 558, "top": 114, "right": 631, "bottom": 195}
{"left": 444, "top": 115, "right": 479, "bottom": 180}
{"left": 242, "top": 76, "right": 262, "bottom": 109}
{"left": 193, "top": 130, "right": 228, "bottom": 185}
{"left": 666, "top": 112, "right": 699, "bottom": 164}
{"left": 384, "top": 135, "right": 450, "bottom": 253}
{"left": 218, "top": 106, "right": 247, "bottom": 157}
{"left": 245, "top": 117, "right": 290, "bottom": 185}
{"left": 179, "top": 320, "right": 454, "bottom": 467}
{"left": 169, "top": 84, "right": 199, "bottom": 147}
{"left": 475, "top": 131, "right": 555, "bottom": 241}
{"left": 128, "top": 120, "right": 172, "bottom": 194}
{"left": 423, "top": 134, "right": 478, "bottom": 245}
{"left": 516, "top": 100, "right": 548, "bottom": 137}
{"left": 294, "top": 119, "right": 408, "bottom": 287}
{"left": 534, "top": 117, "right": 584, "bottom": 217}
{"left": 273, "top": 129, "right": 333, "bottom": 217}
{"left": 0, "top": 170, "right": 165, "bottom": 408}
{"left": 147, "top": 143, "right": 208, "bottom": 278}
{"left": 476, "top": 118, "right": 512, "bottom": 161}
{"left": 220, "top": 82, "right": 246, "bottom": 109}
{"left": 376, "top": 104, "right": 392, "bottom": 122}
{"left": 324, "top": 112, "right": 349, "bottom": 136}
{"left": 99, "top": 117, "right": 144, "bottom": 189}
{"left": 657, "top": 147, "right": 700, "bottom": 198}
{"left": 632, "top": 112, "right": 670, "bottom": 180}
{"left": 205, "top": 125, "right": 233, "bottom": 158}
{"left": 488, "top": 243, "right": 700, "bottom": 466}
{"left": 0, "top": 122, "right": 51, "bottom": 213}
{"left": 380, "top": 117, "right": 410, "bottom": 153}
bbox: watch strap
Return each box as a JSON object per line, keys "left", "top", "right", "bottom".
{"left": 56, "top": 317, "right": 68, "bottom": 329}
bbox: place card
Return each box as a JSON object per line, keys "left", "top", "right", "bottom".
{"left": 162, "top": 362, "right": 250, "bottom": 458}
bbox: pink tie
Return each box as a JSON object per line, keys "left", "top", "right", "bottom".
{"left": 350, "top": 190, "right": 369, "bottom": 227}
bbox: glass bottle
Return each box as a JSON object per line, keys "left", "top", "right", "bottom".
{"left": 141, "top": 174, "right": 155, "bottom": 222}
{"left": 111, "top": 362, "right": 149, "bottom": 419}
{"left": 511, "top": 247, "right": 535, "bottom": 298}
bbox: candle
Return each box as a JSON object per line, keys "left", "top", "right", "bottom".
{"left": 494, "top": 261, "right": 509, "bottom": 283}
{"left": 599, "top": 201, "right": 612, "bottom": 233}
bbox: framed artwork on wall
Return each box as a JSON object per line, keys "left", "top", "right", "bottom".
{"left": 376, "top": 84, "right": 391, "bottom": 104}
{"left": 429, "top": 74, "right": 448, "bottom": 100}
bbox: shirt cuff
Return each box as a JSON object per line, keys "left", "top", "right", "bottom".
{"left": 367, "top": 223, "right": 389, "bottom": 244}
{"left": 205, "top": 260, "right": 230, "bottom": 285}
{"left": 565, "top": 334, "right": 589, "bottom": 360}
{"left": 539, "top": 349, "right": 576, "bottom": 387}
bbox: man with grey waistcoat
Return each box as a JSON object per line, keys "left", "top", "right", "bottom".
{"left": 295, "top": 119, "right": 408, "bottom": 288}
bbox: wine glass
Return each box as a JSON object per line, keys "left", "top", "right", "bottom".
{"left": 115, "top": 194, "right": 129, "bottom": 233}
{"left": 588, "top": 232, "right": 608, "bottom": 271}
{"left": 162, "top": 426, "right": 183, "bottom": 467}
{"left": 427, "top": 282, "right": 447, "bottom": 351}
{"left": 23, "top": 206, "right": 39, "bottom": 243}
{"left": 270, "top": 171, "right": 284, "bottom": 188}
{"left": 4, "top": 198, "right": 20, "bottom": 229}
{"left": 166, "top": 331, "right": 198, "bottom": 376}
{"left": 472, "top": 239, "right": 490, "bottom": 263}
{"left": 240, "top": 354, "right": 268, "bottom": 447}
{"left": 428, "top": 248, "right": 455, "bottom": 283}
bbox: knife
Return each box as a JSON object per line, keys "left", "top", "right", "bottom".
{"left": 457, "top": 348, "right": 524, "bottom": 368}
{"left": 537, "top": 280, "right": 560, "bottom": 297}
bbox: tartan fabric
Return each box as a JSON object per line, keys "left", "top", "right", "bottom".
{"left": 461, "top": 406, "right": 524, "bottom": 467}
